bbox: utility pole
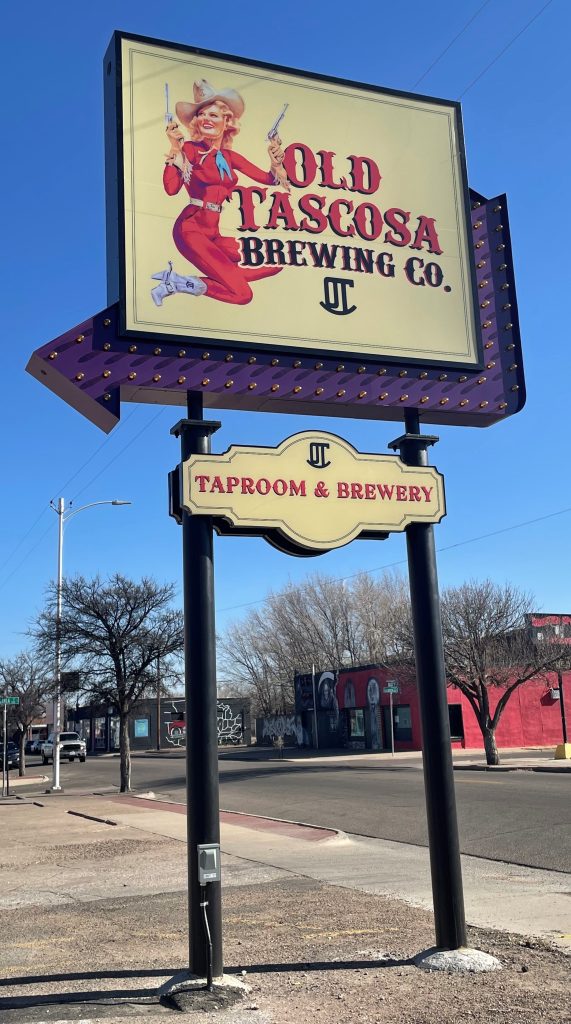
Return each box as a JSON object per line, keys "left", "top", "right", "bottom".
{"left": 156, "top": 655, "right": 161, "bottom": 752}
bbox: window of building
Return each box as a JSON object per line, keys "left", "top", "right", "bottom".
{"left": 348, "top": 709, "right": 365, "bottom": 738}
{"left": 134, "top": 718, "right": 149, "bottom": 738}
{"left": 393, "top": 705, "right": 412, "bottom": 741}
{"left": 79, "top": 720, "right": 91, "bottom": 747}
{"left": 448, "top": 704, "right": 464, "bottom": 741}
{"left": 109, "top": 716, "right": 120, "bottom": 750}
{"left": 94, "top": 717, "right": 106, "bottom": 750}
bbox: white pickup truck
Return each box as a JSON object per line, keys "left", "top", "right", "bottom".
{"left": 41, "top": 732, "right": 87, "bottom": 764}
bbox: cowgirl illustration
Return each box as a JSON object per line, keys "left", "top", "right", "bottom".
{"left": 151, "top": 79, "right": 289, "bottom": 307}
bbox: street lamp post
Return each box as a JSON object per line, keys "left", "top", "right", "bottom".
{"left": 50, "top": 498, "right": 131, "bottom": 792}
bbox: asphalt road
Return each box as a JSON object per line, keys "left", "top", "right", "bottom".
{"left": 19, "top": 751, "right": 570, "bottom": 874}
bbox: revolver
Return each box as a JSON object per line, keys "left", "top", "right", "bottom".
{"left": 266, "top": 103, "right": 289, "bottom": 141}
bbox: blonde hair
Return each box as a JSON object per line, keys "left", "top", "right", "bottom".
{"left": 188, "top": 101, "right": 240, "bottom": 150}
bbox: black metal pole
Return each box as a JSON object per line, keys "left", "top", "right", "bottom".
{"left": 171, "top": 392, "right": 223, "bottom": 979}
{"left": 389, "top": 408, "right": 467, "bottom": 950}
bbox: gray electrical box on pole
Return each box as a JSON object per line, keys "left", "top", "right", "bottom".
{"left": 197, "top": 844, "right": 221, "bottom": 884}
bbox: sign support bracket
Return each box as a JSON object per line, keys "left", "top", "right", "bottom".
{"left": 171, "top": 394, "right": 223, "bottom": 980}
{"left": 389, "top": 409, "right": 467, "bottom": 950}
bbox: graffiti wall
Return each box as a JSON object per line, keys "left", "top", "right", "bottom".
{"left": 255, "top": 713, "right": 307, "bottom": 747}
{"left": 163, "top": 697, "right": 250, "bottom": 748}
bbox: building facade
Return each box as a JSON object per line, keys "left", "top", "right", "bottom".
{"left": 294, "top": 666, "right": 570, "bottom": 752}
{"left": 71, "top": 696, "right": 251, "bottom": 753}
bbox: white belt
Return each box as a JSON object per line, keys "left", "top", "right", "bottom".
{"left": 188, "top": 197, "right": 222, "bottom": 213}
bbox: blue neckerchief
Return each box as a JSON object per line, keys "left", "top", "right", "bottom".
{"left": 215, "top": 150, "right": 232, "bottom": 181}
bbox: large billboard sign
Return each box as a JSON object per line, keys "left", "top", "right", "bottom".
{"left": 109, "top": 34, "right": 481, "bottom": 371}
{"left": 26, "top": 32, "right": 525, "bottom": 431}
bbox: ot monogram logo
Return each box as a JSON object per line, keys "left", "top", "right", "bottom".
{"left": 307, "top": 442, "right": 331, "bottom": 470}
{"left": 320, "top": 276, "right": 357, "bottom": 316}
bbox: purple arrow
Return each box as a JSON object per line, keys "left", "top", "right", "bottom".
{"left": 26, "top": 192, "right": 525, "bottom": 433}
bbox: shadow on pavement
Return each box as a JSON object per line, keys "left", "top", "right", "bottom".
{"left": 0, "top": 958, "right": 413, "bottom": 1015}
{"left": 228, "top": 956, "right": 414, "bottom": 974}
{"left": 0, "top": 968, "right": 175, "bottom": 989}
{"left": 0, "top": 988, "right": 161, "bottom": 1012}
{"left": 0, "top": 969, "right": 178, "bottom": 1015}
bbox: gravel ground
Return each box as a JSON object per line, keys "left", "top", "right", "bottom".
{"left": 1, "top": 858, "right": 569, "bottom": 1024}
{"left": 0, "top": 836, "right": 171, "bottom": 869}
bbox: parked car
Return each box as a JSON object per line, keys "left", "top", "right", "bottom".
{"left": 25, "top": 738, "right": 35, "bottom": 755}
{"left": 0, "top": 742, "right": 20, "bottom": 769}
{"left": 41, "top": 732, "right": 87, "bottom": 764}
{"left": 31, "top": 736, "right": 45, "bottom": 755}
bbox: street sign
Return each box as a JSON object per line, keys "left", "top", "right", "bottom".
{"left": 0, "top": 697, "right": 19, "bottom": 705}
{"left": 384, "top": 683, "right": 399, "bottom": 694}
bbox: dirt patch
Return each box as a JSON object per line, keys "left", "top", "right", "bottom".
{"left": 0, "top": 835, "right": 171, "bottom": 869}
{"left": 225, "top": 879, "right": 570, "bottom": 1023}
{"left": 0, "top": 878, "right": 569, "bottom": 1022}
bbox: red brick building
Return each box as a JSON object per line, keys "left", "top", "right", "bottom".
{"left": 295, "top": 663, "right": 569, "bottom": 752}
{"left": 337, "top": 664, "right": 569, "bottom": 752}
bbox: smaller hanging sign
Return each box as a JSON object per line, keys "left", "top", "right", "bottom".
{"left": 179, "top": 431, "right": 445, "bottom": 553}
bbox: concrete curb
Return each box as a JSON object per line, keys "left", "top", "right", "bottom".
{"left": 220, "top": 806, "right": 344, "bottom": 841}
{"left": 453, "top": 764, "right": 571, "bottom": 773}
{"left": 1, "top": 774, "right": 49, "bottom": 787}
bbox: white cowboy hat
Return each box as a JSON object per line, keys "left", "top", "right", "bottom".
{"left": 175, "top": 79, "right": 245, "bottom": 126}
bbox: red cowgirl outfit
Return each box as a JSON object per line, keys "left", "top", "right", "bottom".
{"left": 162, "top": 141, "right": 282, "bottom": 304}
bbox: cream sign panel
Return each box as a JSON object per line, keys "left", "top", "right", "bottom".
{"left": 119, "top": 37, "right": 480, "bottom": 368}
{"left": 181, "top": 432, "right": 446, "bottom": 551}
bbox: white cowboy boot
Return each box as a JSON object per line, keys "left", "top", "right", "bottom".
{"left": 151, "top": 261, "right": 206, "bottom": 304}
{"left": 151, "top": 261, "right": 176, "bottom": 306}
{"left": 171, "top": 271, "right": 207, "bottom": 296}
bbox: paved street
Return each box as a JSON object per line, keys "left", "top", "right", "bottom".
{"left": 18, "top": 749, "right": 571, "bottom": 873}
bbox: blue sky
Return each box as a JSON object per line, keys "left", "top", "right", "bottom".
{"left": 0, "top": 0, "right": 569, "bottom": 658}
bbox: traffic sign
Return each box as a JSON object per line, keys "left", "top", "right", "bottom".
{"left": 384, "top": 683, "right": 399, "bottom": 694}
{"left": 0, "top": 696, "right": 19, "bottom": 705}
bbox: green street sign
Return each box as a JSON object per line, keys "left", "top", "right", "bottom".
{"left": 383, "top": 684, "right": 399, "bottom": 694}
{"left": 0, "top": 696, "right": 20, "bottom": 705}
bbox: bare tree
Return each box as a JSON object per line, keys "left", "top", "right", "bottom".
{"left": 218, "top": 570, "right": 410, "bottom": 715}
{"left": 440, "top": 580, "right": 567, "bottom": 765}
{"left": 0, "top": 653, "right": 50, "bottom": 776}
{"left": 33, "top": 574, "right": 184, "bottom": 791}
{"left": 351, "top": 571, "right": 412, "bottom": 664}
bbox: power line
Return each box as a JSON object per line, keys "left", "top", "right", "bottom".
{"left": 0, "top": 405, "right": 164, "bottom": 595}
{"left": 71, "top": 407, "right": 166, "bottom": 502}
{"left": 0, "top": 406, "right": 143, "bottom": 582}
{"left": 412, "top": 0, "right": 494, "bottom": 87}
{"left": 218, "top": 504, "right": 571, "bottom": 615}
{"left": 51, "top": 403, "right": 142, "bottom": 501}
{"left": 0, "top": 521, "right": 56, "bottom": 597}
{"left": 0, "top": 507, "right": 51, "bottom": 578}
{"left": 459, "top": 0, "right": 554, "bottom": 97}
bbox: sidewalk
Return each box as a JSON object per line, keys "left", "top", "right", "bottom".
{"left": 0, "top": 792, "right": 569, "bottom": 1023}
{"left": 215, "top": 745, "right": 571, "bottom": 772}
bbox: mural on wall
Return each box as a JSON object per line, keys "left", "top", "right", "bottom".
{"left": 260, "top": 714, "right": 304, "bottom": 746}
{"left": 163, "top": 699, "right": 244, "bottom": 746}
{"left": 367, "top": 677, "right": 381, "bottom": 751}
{"left": 165, "top": 700, "right": 186, "bottom": 746}
{"left": 217, "top": 702, "right": 243, "bottom": 745}
{"left": 344, "top": 679, "right": 356, "bottom": 709}
{"left": 295, "top": 673, "right": 315, "bottom": 711}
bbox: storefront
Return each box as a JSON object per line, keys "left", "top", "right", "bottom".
{"left": 294, "top": 665, "right": 570, "bottom": 752}
{"left": 72, "top": 696, "right": 251, "bottom": 753}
